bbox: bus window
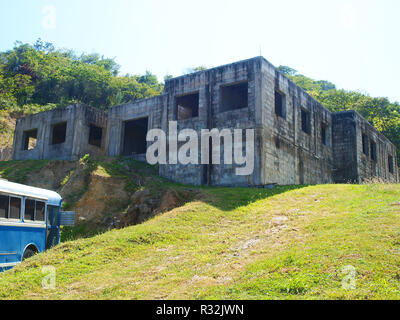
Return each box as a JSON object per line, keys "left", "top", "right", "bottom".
{"left": 24, "top": 199, "right": 46, "bottom": 222}
{"left": 9, "top": 197, "right": 21, "bottom": 220}
{"left": 0, "top": 195, "right": 9, "bottom": 219}
{"left": 24, "top": 199, "right": 35, "bottom": 221}
{"left": 36, "top": 201, "right": 45, "bottom": 221}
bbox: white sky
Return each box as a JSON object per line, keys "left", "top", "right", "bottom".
{"left": 1, "top": 0, "right": 399, "bottom": 102}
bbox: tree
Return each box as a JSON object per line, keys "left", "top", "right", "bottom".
{"left": 278, "top": 65, "right": 297, "bottom": 76}
{"left": 0, "top": 40, "right": 163, "bottom": 110}
{"left": 183, "top": 66, "right": 208, "bottom": 75}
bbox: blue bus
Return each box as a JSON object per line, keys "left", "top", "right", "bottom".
{"left": 0, "top": 180, "right": 71, "bottom": 272}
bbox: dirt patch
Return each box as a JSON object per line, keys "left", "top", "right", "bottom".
{"left": 237, "top": 239, "right": 261, "bottom": 251}
{"left": 59, "top": 166, "right": 88, "bottom": 201}
{"left": 74, "top": 170, "right": 130, "bottom": 223}
{"left": 117, "top": 189, "right": 194, "bottom": 228}
{"left": 270, "top": 215, "right": 289, "bottom": 226}
{"left": 266, "top": 216, "right": 290, "bottom": 235}
{"left": 9, "top": 157, "right": 200, "bottom": 237}
{"left": 157, "top": 189, "right": 193, "bottom": 213}
{"left": 26, "top": 160, "right": 77, "bottom": 190}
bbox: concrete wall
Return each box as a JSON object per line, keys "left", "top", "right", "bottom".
{"left": 332, "top": 112, "right": 358, "bottom": 183}
{"left": 353, "top": 111, "right": 399, "bottom": 183}
{"left": 105, "top": 96, "right": 165, "bottom": 158}
{"left": 259, "top": 59, "right": 334, "bottom": 185}
{"left": 159, "top": 58, "right": 263, "bottom": 186}
{"left": 11, "top": 57, "right": 399, "bottom": 186}
{"left": 159, "top": 74, "right": 208, "bottom": 186}
{"left": 13, "top": 104, "right": 107, "bottom": 161}
{"left": 331, "top": 111, "right": 399, "bottom": 183}
{"left": 72, "top": 105, "right": 108, "bottom": 159}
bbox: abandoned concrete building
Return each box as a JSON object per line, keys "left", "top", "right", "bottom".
{"left": 12, "top": 57, "right": 399, "bottom": 186}
{"left": 13, "top": 104, "right": 107, "bottom": 161}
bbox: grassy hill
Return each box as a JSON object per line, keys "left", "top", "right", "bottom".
{"left": 0, "top": 157, "right": 194, "bottom": 240}
{"left": 0, "top": 170, "right": 399, "bottom": 299}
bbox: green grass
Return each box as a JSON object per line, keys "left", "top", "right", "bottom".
{"left": 1, "top": 183, "right": 400, "bottom": 300}
{"left": 0, "top": 157, "right": 189, "bottom": 242}
{"left": 0, "top": 160, "right": 49, "bottom": 183}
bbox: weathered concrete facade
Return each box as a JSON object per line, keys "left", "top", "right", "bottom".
{"left": 159, "top": 58, "right": 262, "bottom": 186}
{"left": 12, "top": 57, "right": 399, "bottom": 185}
{"left": 13, "top": 104, "right": 107, "bottom": 161}
{"left": 331, "top": 111, "right": 399, "bottom": 183}
{"left": 260, "top": 59, "right": 335, "bottom": 185}
{"left": 106, "top": 96, "right": 165, "bottom": 161}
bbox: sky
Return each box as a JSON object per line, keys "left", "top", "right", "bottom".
{"left": 0, "top": 0, "right": 399, "bottom": 103}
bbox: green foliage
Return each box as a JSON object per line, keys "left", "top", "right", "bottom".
{"left": 0, "top": 160, "right": 49, "bottom": 183}
{"left": 277, "top": 65, "right": 298, "bottom": 76}
{"left": 0, "top": 40, "right": 164, "bottom": 152}
{"left": 61, "top": 223, "right": 101, "bottom": 242}
{"left": 0, "top": 40, "right": 163, "bottom": 111}
{"left": 184, "top": 66, "right": 208, "bottom": 75}
{"left": 193, "top": 66, "right": 208, "bottom": 72}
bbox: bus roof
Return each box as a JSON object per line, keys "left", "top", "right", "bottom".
{"left": 0, "top": 180, "right": 62, "bottom": 206}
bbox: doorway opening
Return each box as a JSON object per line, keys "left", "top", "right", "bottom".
{"left": 122, "top": 117, "right": 148, "bottom": 156}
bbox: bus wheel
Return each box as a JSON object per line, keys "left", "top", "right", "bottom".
{"left": 22, "top": 248, "right": 37, "bottom": 261}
